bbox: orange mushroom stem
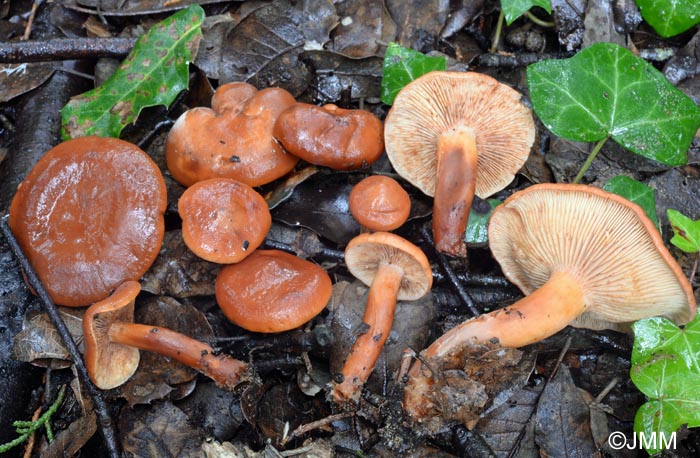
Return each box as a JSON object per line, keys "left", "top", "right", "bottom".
{"left": 332, "top": 263, "right": 403, "bottom": 402}
{"left": 331, "top": 232, "right": 432, "bottom": 404}
{"left": 106, "top": 323, "right": 248, "bottom": 391}
{"left": 84, "top": 281, "right": 250, "bottom": 391}
{"left": 433, "top": 128, "right": 478, "bottom": 257}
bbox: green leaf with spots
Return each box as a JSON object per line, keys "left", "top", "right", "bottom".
{"left": 465, "top": 199, "right": 501, "bottom": 245}
{"left": 631, "top": 315, "right": 700, "bottom": 454}
{"left": 635, "top": 0, "right": 700, "bottom": 38}
{"left": 527, "top": 42, "right": 700, "bottom": 166}
{"left": 602, "top": 175, "right": 659, "bottom": 229}
{"left": 501, "top": 0, "right": 552, "bottom": 25}
{"left": 380, "top": 42, "right": 446, "bottom": 106}
{"left": 668, "top": 209, "right": 700, "bottom": 253}
{"left": 61, "top": 5, "right": 204, "bottom": 139}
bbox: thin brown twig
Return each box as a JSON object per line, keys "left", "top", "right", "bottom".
{"left": 280, "top": 412, "right": 354, "bottom": 447}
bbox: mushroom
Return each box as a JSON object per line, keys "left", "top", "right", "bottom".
{"left": 384, "top": 71, "right": 535, "bottom": 257}
{"left": 349, "top": 175, "right": 411, "bottom": 232}
{"left": 404, "top": 183, "right": 697, "bottom": 421}
{"left": 215, "top": 250, "right": 332, "bottom": 333}
{"left": 8, "top": 136, "right": 167, "bottom": 307}
{"left": 166, "top": 82, "right": 299, "bottom": 187}
{"left": 332, "top": 232, "right": 432, "bottom": 403}
{"left": 178, "top": 178, "right": 271, "bottom": 264}
{"left": 273, "top": 103, "right": 384, "bottom": 170}
{"left": 83, "top": 281, "right": 250, "bottom": 390}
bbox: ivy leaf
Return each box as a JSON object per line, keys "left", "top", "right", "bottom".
{"left": 501, "top": 0, "right": 552, "bottom": 25}
{"left": 380, "top": 42, "right": 446, "bottom": 106}
{"left": 667, "top": 209, "right": 700, "bottom": 253}
{"left": 465, "top": 199, "right": 501, "bottom": 245}
{"left": 527, "top": 42, "right": 700, "bottom": 166}
{"left": 631, "top": 316, "right": 700, "bottom": 454}
{"left": 602, "top": 175, "right": 659, "bottom": 229}
{"left": 61, "top": 5, "right": 204, "bottom": 139}
{"left": 635, "top": 0, "right": 700, "bottom": 38}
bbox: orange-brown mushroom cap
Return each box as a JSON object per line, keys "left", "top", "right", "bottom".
{"left": 274, "top": 103, "right": 384, "bottom": 170}
{"left": 83, "top": 281, "right": 141, "bottom": 390}
{"left": 488, "top": 183, "right": 696, "bottom": 329}
{"left": 165, "top": 82, "right": 299, "bottom": 187}
{"left": 349, "top": 175, "right": 411, "bottom": 231}
{"left": 344, "top": 232, "right": 433, "bottom": 301}
{"left": 215, "top": 250, "right": 332, "bottom": 333}
{"left": 178, "top": 178, "right": 271, "bottom": 264}
{"left": 8, "top": 136, "right": 167, "bottom": 307}
{"left": 384, "top": 72, "right": 535, "bottom": 198}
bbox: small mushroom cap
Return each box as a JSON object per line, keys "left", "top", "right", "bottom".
{"left": 274, "top": 103, "right": 384, "bottom": 170}
{"left": 488, "top": 183, "right": 697, "bottom": 329}
{"left": 8, "top": 136, "right": 167, "bottom": 307}
{"left": 384, "top": 71, "right": 535, "bottom": 198}
{"left": 344, "top": 232, "right": 432, "bottom": 301}
{"left": 165, "top": 83, "right": 299, "bottom": 187}
{"left": 83, "top": 281, "right": 141, "bottom": 390}
{"left": 178, "top": 178, "right": 271, "bottom": 264}
{"left": 349, "top": 175, "right": 411, "bottom": 231}
{"left": 215, "top": 250, "right": 332, "bottom": 333}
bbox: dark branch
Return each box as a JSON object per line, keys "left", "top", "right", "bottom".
{"left": 0, "top": 37, "right": 136, "bottom": 63}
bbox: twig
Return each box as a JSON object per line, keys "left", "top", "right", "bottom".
{"left": 689, "top": 253, "right": 699, "bottom": 286}
{"left": 280, "top": 412, "right": 354, "bottom": 447}
{"left": 548, "top": 336, "right": 573, "bottom": 381}
{"left": 420, "top": 224, "right": 480, "bottom": 317}
{"left": 0, "top": 37, "right": 137, "bottom": 63}
{"left": 0, "top": 216, "right": 121, "bottom": 458}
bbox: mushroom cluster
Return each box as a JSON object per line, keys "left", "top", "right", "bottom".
{"left": 7, "top": 71, "right": 697, "bottom": 444}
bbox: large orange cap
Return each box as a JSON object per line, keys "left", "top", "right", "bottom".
{"left": 178, "top": 178, "right": 271, "bottom": 264}
{"left": 8, "top": 136, "right": 167, "bottom": 307}
{"left": 165, "top": 82, "right": 299, "bottom": 187}
{"left": 274, "top": 103, "right": 384, "bottom": 170}
{"left": 215, "top": 250, "right": 332, "bottom": 333}
{"left": 488, "top": 183, "right": 697, "bottom": 329}
{"left": 384, "top": 71, "right": 535, "bottom": 198}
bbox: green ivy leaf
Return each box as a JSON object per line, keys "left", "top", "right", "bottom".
{"left": 602, "top": 175, "right": 659, "bottom": 229}
{"left": 61, "top": 5, "right": 204, "bottom": 139}
{"left": 380, "top": 42, "right": 446, "bottom": 106}
{"left": 667, "top": 209, "right": 700, "bottom": 253}
{"left": 631, "top": 315, "right": 700, "bottom": 454}
{"left": 501, "top": 0, "right": 552, "bottom": 25}
{"left": 465, "top": 199, "right": 501, "bottom": 245}
{"left": 635, "top": 0, "right": 700, "bottom": 38}
{"left": 527, "top": 42, "right": 700, "bottom": 166}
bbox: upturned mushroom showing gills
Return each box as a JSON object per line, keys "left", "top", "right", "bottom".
{"left": 8, "top": 136, "right": 167, "bottom": 307}
{"left": 273, "top": 103, "right": 384, "bottom": 170}
{"left": 349, "top": 175, "right": 411, "bottom": 232}
{"left": 384, "top": 71, "right": 535, "bottom": 257}
{"left": 165, "top": 82, "right": 299, "bottom": 187}
{"left": 332, "top": 232, "right": 432, "bottom": 404}
{"left": 403, "top": 183, "right": 696, "bottom": 422}
{"left": 178, "top": 178, "right": 271, "bottom": 264}
{"left": 84, "top": 281, "right": 250, "bottom": 390}
{"left": 215, "top": 250, "right": 332, "bottom": 333}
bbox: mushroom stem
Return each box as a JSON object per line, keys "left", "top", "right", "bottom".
{"left": 332, "top": 263, "right": 404, "bottom": 403}
{"left": 107, "top": 322, "right": 249, "bottom": 391}
{"left": 433, "top": 128, "right": 478, "bottom": 257}
{"left": 403, "top": 270, "right": 585, "bottom": 420}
